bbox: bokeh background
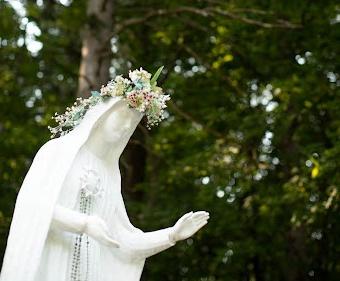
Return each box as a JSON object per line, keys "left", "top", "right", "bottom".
{"left": 0, "top": 0, "right": 339, "bottom": 280}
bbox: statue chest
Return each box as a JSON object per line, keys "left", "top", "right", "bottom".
{"left": 58, "top": 146, "right": 120, "bottom": 216}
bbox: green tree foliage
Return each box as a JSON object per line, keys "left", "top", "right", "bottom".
{"left": 0, "top": 0, "right": 339, "bottom": 280}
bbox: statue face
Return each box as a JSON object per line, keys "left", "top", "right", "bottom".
{"left": 101, "top": 101, "right": 142, "bottom": 143}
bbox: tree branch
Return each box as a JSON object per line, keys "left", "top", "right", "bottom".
{"left": 180, "top": 44, "right": 246, "bottom": 96}
{"left": 115, "top": 6, "right": 302, "bottom": 34}
{"left": 168, "top": 100, "right": 223, "bottom": 139}
{"left": 207, "top": 7, "right": 302, "bottom": 29}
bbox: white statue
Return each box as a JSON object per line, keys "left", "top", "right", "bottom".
{"left": 0, "top": 68, "right": 209, "bottom": 281}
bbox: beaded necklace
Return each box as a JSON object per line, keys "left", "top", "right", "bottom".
{"left": 70, "top": 165, "right": 103, "bottom": 281}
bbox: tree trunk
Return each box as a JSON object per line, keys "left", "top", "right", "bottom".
{"left": 121, "top": 125, "right": 147, "bottom": 200}
{"left": 77, "top": 0, "right": 147, "bottom": 198}
{"left": 77, "top": 0, "right": 113, "bottom": 98}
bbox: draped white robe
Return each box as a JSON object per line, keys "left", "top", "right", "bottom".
{"left": 0, "top": 97, "right": 175, "bottom": 281}
{"left": 34, "top": 145, "right": 174, "bottom": 281}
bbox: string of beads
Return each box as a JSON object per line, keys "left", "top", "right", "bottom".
{"left": 70, "top": 188, "right": 92, "bottom": 281}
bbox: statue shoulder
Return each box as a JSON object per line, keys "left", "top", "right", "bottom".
{"left": 33, "top": 138, "right": 61, "bottom": 162}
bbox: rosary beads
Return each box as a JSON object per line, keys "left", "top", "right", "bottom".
{"left": 70, "top": 166, "right": 100, "bottom": 281}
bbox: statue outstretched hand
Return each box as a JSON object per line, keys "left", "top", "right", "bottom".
{"left": 169, "top": 211, "right": 209, "bottom": 243}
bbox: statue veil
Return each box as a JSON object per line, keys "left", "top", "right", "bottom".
{"left": 0, "top": 68, "right": 208, "bottom": 281}
{"left": 0, "top": 96, "right": 144, "bottom": 281}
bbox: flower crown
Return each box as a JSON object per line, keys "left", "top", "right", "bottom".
{"left": 48, "top": 66, "right": 171, "bottom": 138}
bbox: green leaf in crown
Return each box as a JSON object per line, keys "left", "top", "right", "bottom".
{"left": 150, "top": 66, "right": 164, "bottom": 88}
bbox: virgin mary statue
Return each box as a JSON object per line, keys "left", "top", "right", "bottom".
{"left": 0, "top": 68, "right": 209, "bottom": 281}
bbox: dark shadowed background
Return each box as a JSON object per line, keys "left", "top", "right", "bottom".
{"left": 0, "top": 0, "right": 339, "bottom": 280}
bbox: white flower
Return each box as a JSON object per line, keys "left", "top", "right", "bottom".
{"left": 129, "top": 67, "right": 152, "bottom": 85}
{"left": 152, "top": 86, "right": 163, "bottom": 95}
{"left": 100, "top": 84, "right": 112, "bottom": 96}
{"left": 114, "top": 75, "right": 130, "bottom": 85}
{"left": 112, "top": 75, "right": 130, "bottom": 96}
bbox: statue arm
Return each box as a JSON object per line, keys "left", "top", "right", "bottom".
{"left": 114, "top": 193, "right": 209, "bottom": 260}
{"left": 51, "top": 204, "right": 120, "bottom": 247}
{"left": 114, "top": 193, "right": 176, "bottom": 260}
{"left": 51, "top": 204, "right": 88, "bottom": 234}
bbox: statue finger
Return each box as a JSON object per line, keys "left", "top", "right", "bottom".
{"left": 192, "top": 212, "right": 209, "bottom": 220}
{"left": 103, "top": 228, "right": 116, "bottom": 241}
{"left": 180, "top": 211, "right": 193, "bottom": 222}
{"left": 108, "top": 239, "right": 120, "bottom": 248}
{"left": 196, "top": 220, "right": 208, "bottom": 230}
{"left": 193, "top": 216, "right": 209, "bottom": 224}
{"left": 186, "top": 211, "right": 194, "bottom": 217}
{"left": 193, "top": 211, "right": 209, "bottom": 216}
{"left": 195, "top": 214, "right": 210, "bottom": 218}
{"left": 104, "top": 235, "right": 120, "bottom": 248}
{"left": 193, "top": 220, "right": 207, "bottom": 229}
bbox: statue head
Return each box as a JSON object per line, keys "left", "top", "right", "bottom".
{"left": 99, "top": 99, "right": 143, "bottom": 143}
{"left": 81, "top": 98, "right": 144, "bottom": 164}
{"left": 47, "top": 67, "right": 170, "bottom": 165}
